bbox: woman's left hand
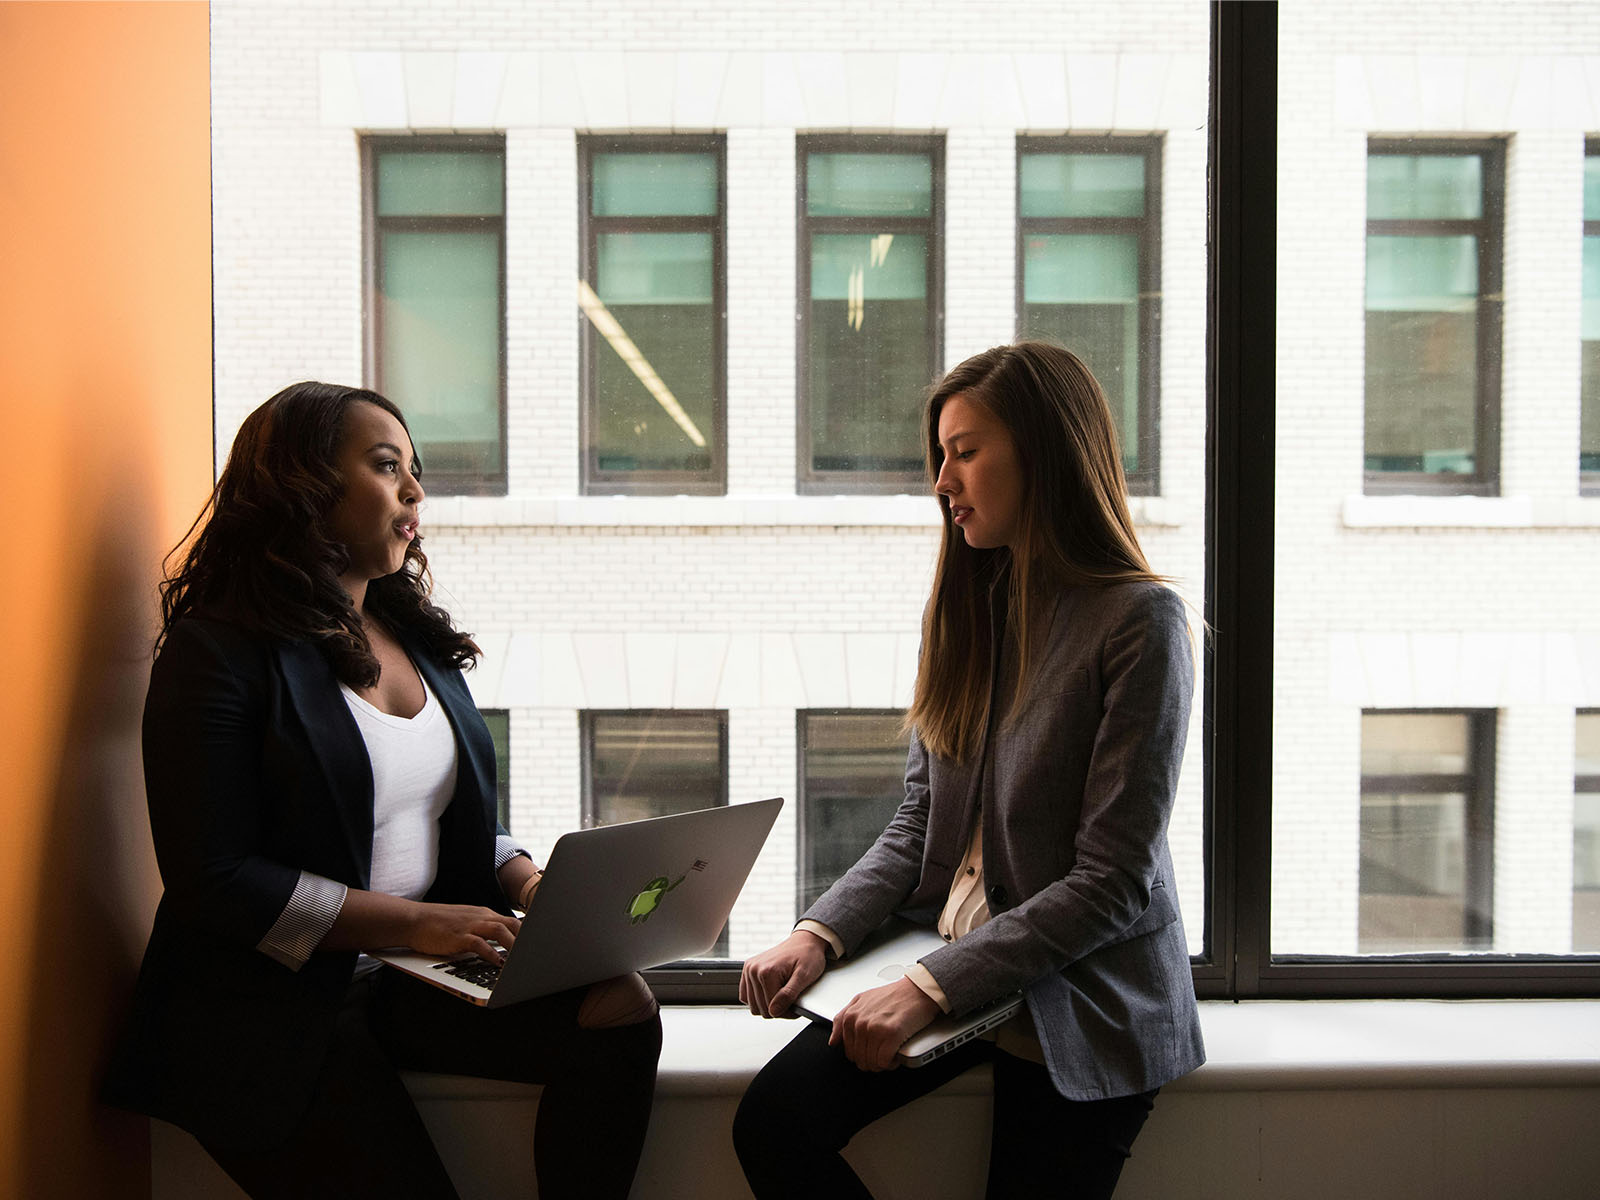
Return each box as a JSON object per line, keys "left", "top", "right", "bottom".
{"left": 828, "top": 976, "right": 941, "bottom": 1071}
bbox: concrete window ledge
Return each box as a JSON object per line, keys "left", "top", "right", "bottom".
{"left": 153, "top": 999, "right": 1600, "bottom": 1200}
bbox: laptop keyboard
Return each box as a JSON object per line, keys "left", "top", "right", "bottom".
{"left": 433, "top": 957, "right": 501, "bottom": 989}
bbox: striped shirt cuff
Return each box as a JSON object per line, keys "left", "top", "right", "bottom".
{"left": 257, "top": 872, "right": 347, "bottom": 971}
{"left": 495, "top": 835, "right": 532, "bottom": 870}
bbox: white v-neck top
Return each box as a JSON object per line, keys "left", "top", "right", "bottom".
{"left": 339, "top": 673, "right": 458, "bottom": 903}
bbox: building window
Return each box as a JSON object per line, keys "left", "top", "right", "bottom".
{"left": 796, "top": 712, "right": 910, "bottom": 915}
{"left": 1359, "top": 711, "right": 1495, "bottom": 953}
{"left": 480, "top": 709, "right": 511, "bottom": 832}
{"left": 580, "top": 136, "right": 725, "bottom": 494}
{"left": 1575, "top": 712, "right": 1600, "bottom": 951}
{"left": 364, "top": 136, "right": 506, "bottom": 494}
{"left": 1363, "top": 140, "right": 1504, "bottom": 494}
{"left": 1582, "top": 141, "right": 1600, "bottom": 494}
{"left": 1017, "top": 137, "right": 1162, "bottom": 494}
{"left": 797, "top": 135, "right": 943, "bottom": 494}
{"left": 583, "top": 710, "right": 728, "bottom": 954}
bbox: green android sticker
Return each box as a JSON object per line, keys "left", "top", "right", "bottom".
{"left": 627, "top": 874, "right": 686, "bottom": 924}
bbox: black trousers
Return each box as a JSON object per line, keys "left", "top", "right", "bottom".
{"left": 198, "top": 969, "right": 662, "bottom": 1200}
{"left": 733, "top": 1021, "right": 1156, "bottom": 1200}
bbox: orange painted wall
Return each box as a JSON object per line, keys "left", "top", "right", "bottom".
{"left": 0, "top": 2, "right": 212, "bottom": 1195}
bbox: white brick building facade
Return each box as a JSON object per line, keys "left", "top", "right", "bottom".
{"left": 210, "top": 0, "right": 1599, "bottom": 960}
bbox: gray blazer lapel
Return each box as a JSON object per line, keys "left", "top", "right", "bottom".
{"left": 274, "top": 640, "right": 374, "bottom": 888}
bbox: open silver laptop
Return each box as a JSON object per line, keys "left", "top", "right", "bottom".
{"left": 794, "top": 918, "right": 1023, "bottom": 1067}
{"left": 377, "top": 797, "right": 783, "bottom": 1007}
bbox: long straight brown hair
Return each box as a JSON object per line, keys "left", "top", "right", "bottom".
{"left": 907, "top": 341, "right": 1165, "bottom": 763}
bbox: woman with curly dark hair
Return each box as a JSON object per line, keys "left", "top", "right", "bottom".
{"left": 106, "top": 382, "right": 660, "bottom": 1199}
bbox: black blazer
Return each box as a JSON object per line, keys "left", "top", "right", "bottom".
{"left": 105, "top": 617, "right": 509, "bottom": 1150}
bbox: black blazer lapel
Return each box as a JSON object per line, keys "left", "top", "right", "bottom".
{"left": 274, "top": 640, "right": 375, "bottom": 888}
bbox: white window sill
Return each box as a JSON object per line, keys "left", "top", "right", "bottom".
{"left": 1343, "top": 494, "right": 1600, "bottom": 528}
{"left": 420, "top": 494, "right": 1182, "bottom": 530}
{"left": 400, "top": 998, "right": 1600, "bottom": 1101}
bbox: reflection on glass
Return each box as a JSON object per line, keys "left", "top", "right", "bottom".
{"left": 481, "top": 709, "right": 511, "bottom": 832}
{"left": 587, "top": 712, "right": 724, "bottom": 827}
{"left": 373, "top": 142, "right": 505, "bottom": 481}
{"left": 1022, "top": 233, "right": 1141, "bottom": 471}
{"left": 1019, "top": 153, "right": 1145, "bottom": 218}
{"left": 593, "top": 232, "right": 715, "bottom": 472}
{"left": 799, "top": 713, "right": 909, "bottom": 914}
{"left": 587, "top": 711, "right": 727, "bottom": 955}
{"left": 592, "top": 153, "right": 718, "bottom": 217}
{"left": 1363, "top": 145, "right": 1498, "bottom": 482}
{"left": 1358, "top": 712, "right": 1491, "bottom": 954}
{"left": 807, "top": 154, "right": 932, "bottom": 217}
{"left": 808, "top": 232, "right": 929, "bottom": 474}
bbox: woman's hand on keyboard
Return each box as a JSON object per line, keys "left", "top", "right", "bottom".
{"left": 406, "top": 903, "right": 522, "bottom": 965}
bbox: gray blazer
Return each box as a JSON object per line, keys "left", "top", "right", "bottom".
{"left": 804, "top": 580, "right": 1204, "bottom": 1101}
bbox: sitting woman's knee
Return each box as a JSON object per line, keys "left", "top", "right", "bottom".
{"left": 576, "top": 973, "right": 659, "bottom": 1030}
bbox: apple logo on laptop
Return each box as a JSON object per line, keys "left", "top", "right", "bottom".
{"left": 876, "top": 964, "right": 909, "bottom": 982}
{"left": 627, "top": 873, "right": 685, "bottom": 924}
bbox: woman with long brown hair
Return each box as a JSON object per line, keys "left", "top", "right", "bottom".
{"left": 735, "top": 342, "right": 1204, "bottom": 1198}
{"left": 106, "top": 382, "right": 659, "bottom": 1199}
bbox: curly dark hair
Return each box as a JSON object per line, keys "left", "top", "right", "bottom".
{"left": 157, "top": 381, "right": 479, "bottom": 685}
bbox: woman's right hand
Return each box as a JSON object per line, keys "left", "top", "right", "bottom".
{"left": 739, "top": 929, "right": 828, "bottom": 1018}
{"left": 405, "top": 902, "right": 522, "bottom": 965}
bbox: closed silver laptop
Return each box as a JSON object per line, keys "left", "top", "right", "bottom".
{"left": 793, "top": 918, "right": 1023, "bottom": 1066}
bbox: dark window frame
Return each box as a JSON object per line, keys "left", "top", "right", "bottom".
{"left": 1015, "top": 134, "right": 1163, "bottom": 496}
{"left": 362, "top": 134, "right": 508, "bottom": 496}
{"left": 1362, "top": 136, "right": 1505, "bottom": 497}
{"left": 659, "top": 3, "right": 1600, "bottom": 1002}
{"left": 795, "top": 133, "right": 945, "bottom": 496}
{"left": 1582, "top": 137, "right": 1599, "bottom": 496}
{"left": 578, "top": 134, "right": 728, "bottom": 496}
{"left": 795, "top": 709, "right": 911, "bottom": 918}
{"left": 1355, "top": 709, "right": 1497, "bottom": 952}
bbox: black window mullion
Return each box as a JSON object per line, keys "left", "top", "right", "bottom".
{"left": 1205, "top": 0, "right": 1277, "bottom": 999}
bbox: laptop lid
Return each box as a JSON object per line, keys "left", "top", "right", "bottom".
{"left": 378, "top": 796, "right": 783, "bottom": 1007}
{"left": 793, "top": 918, "right": 1023, "bottom": 1067}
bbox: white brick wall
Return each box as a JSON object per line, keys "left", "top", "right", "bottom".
{"left": 210, "top": 0, "right": 1600, "bottom": 966}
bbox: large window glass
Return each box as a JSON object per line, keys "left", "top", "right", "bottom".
{"left": 1583, "top": 141, "right": 1600, "bottom": 493}
{"left": 365, "top": 137, "right": 505, "bottom": 492}
{"left": 580, "top": 137, "right": 725, "bottom": 493}
{"left": 1018, "top": 137, "right": 1162, "bottom": 493}
{"left": 798, "top": 137, "right": 942, "bottom": 493}
{"left": 1358, "top": 712, "right": 1494, "bottom": 954}
{"left": 1363, "top": 141, "right": 1503, "bottom": 493}
{"left": 797, "top": 712, "right": 911, "bottom": 915}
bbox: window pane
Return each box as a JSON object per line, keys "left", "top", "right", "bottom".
{"left": 379, "top": 229, "right": 502, "bottom": 475}
{"left": 1577, "top": 712, "right": 1600, "bottom": 778}
{"left": 1021, "top": 233, "right": 1141, "bottom": 472}
{"left": 806, "top": 153, "right": 932, "bottom": 217}
{"left": 1364, "top": 235, "right": 1479, "bottom": 475}
{"left": 1018, "top": 153, "right": 1145, "bottom": 218}
{"left": 593, "top": 153, "right": 718, "bottom": 217}
{"left": 1359, "top": 790, "right": 1487, "bottom": 952}
{"left": 1576, "top": 714, "right": 1600, "bottom": 950}
{"left": 799, "top": 714, "right": 909, "bottom": 913}
{"left": 588, "top": 713, "right": 723, "bottom": 826}
{"left": 1367, "top": 154, "right": 1482, "bottom": 220}
{"left": 481, "top": 710, "right": 511, "bottom": 832}
{"left": 1361, "top": 712, "right": 1469, "bottom": 775}
{"left": 377, "top": 151, "right": 504, "bottom": 217}
{"left": 587, "top": 712, "right": 726, "bottom": 956}
{"left": 592, "top": 232, "right": 715, "bottom": 473}
{"left": 1586, "top": 155, "right": 1600, "bottom": 221}
{"left": 1583, "top": 234, "right": 1600, "bottom": 473}
{"left": 807, "top": 232, "right": 928, "bottom": 473}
